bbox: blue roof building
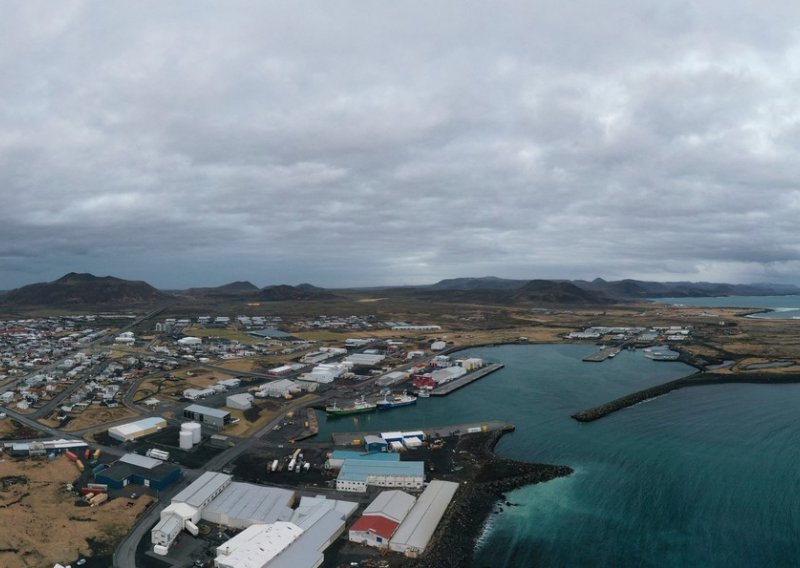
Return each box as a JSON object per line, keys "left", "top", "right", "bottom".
{"left": 336, "top": 459, "right": 424, "bottom": 493}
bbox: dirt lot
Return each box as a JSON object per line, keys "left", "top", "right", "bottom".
{"left": 0, "top": 419, "right": 47, "bottom": 441}
{"left": 0, "top": 456, "right": 153, "bottom": 568}
{"left": 61, "top": 405, "right": 138, "bottom": 432}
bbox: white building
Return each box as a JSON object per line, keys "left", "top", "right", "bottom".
{"left": 226, "top": 393, "right": 254, "bottom": 410}
{"left": 183, "top": 387, "right": 215, "bottom": 400}
{"left": 215, "top": 523, "right": 303, "bottom": 568}
{"left": 389, "top": 480, "right": 459, "bottom": 557}
{"left": 256, "top": 379, "right": 301, "bottom": 398}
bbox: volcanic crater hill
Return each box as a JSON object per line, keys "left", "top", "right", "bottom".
{"left": 0, "top": 272, "right": 172, "bottom": 307}
{"left": 254, "top": 283, "right": 340, "bottom": 301}
{"left": 179, "top": 281, "right": 260, "bottom": 297}
{"left": 411, "top": 278, "right": 612, "bottom": 306}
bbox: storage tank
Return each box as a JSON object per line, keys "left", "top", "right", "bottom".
{"left": 183, "top": 422, "right": 202, "bottom": 444}
{"left": 179, "top": 430, "right": 193, "bottom": 450}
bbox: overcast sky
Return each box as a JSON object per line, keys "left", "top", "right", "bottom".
{"left": 3, "top": 1, "right": 800, "bottom": 289}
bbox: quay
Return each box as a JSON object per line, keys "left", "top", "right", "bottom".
{"left": 430, "top": 362, "right": 505, "bottom": 396}
{"left": 330, "top": 420, "right": 514, "bottom": 446}
{"left": 582, "top": 346, "right": 621, "bottom": 362}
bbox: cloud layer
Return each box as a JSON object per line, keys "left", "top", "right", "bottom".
{"left": 3, "top": 1, "right": 800, "bottom": 288}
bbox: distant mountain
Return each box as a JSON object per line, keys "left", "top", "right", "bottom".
{"left": 0, "top": 272, "right": 171, "bottom": 307}
{"left": 573, "top": 279, "right": 800, "bottom": 298}
{"left": 181, "top": 281, "right": 259, "bottom": 297}
{"left": 255, "top": 284, "right": 339, "bottom": 301}
{"left": 515, "top": 279, "right": 612, "bottom": 304}
{"left": 429, "top": 277, "right": 529, "bottom": 291}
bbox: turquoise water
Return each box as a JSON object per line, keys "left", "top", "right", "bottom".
{"left": 316, "top": 344, "right": 800, "bottom": 567}
{"left": 654, "top": 295, "right": 800, "bottom": 319}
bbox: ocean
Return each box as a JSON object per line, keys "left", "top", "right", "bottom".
{"left": 654, "top": 295, "right": 800, "bottom": 319}
{"left": 315, "top": 344, "right": 800, "bottom": 567}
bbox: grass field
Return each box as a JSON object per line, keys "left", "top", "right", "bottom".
{"left": 0, "top": 456, "right": 153, "bottom": 567}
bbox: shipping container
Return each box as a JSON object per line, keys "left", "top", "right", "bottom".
{"left": 92, "top": 448, "right": 101, "bottom": 460}
{"left": 65, "top": 450, "right": 78, "bottom": 462}
{"left": 90, "top": 493, "right": 108, "bottom": 506}
{"left": 75, "top": 460, "right": 85, "bottom": 472}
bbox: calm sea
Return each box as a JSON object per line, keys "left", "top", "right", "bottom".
{"left": 654, "top": 295, "right": 800, "bottom": 319}
{"left": 316, "top": 344, "right": 800, "bottom": 567}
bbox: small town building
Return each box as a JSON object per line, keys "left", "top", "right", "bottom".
{"left": 226, "top": 393, "right": 254, "bottom": 410}
{"left": 108, "top": 417, "right": 167, "bottom": 442}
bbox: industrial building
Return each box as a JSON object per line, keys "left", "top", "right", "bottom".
{"left": 336, "top": 460, "right": 425, "bottom": 493}
{"left": 256, "top": 378, "right": 301, "bottom": 398}
{"left": 389, "top": 480, "right": 459, "bottom": 557}
{"left": 94, "top": 453, "right": 181, "bottom": 490}
{"left": 183, "top": 404, "right": 232, "bottom": 429}
{"left": 108, "top": 416, "right": 167, "bottom": 442}
{"left": 226, "top": 393, "right": 254, "bottom": 410}
{"left": 215, "top": 522, "right": 304, "bottom": 568}
{"left": 183, "top": 387, "right": 215, "bottom": 400}
{"left": 349, "top": 490, "right": 416, "bottom": 549}
{"left": 327, "top": 450, "right": 399, "bottom": 470}
{"left": 343, "top": 353, "right": 386, "bottom": 367}
{"left": 363, "top": 435, "right": 388, "bottom": 453}
{"left": 202, "top": 482, "right": 294, "bottom": 528}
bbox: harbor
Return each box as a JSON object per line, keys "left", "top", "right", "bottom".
{"left": 330, "top": 419, "right": 514, "bottom": 446}
{"left": 582, "top": 346, "right": 622, "bottom": 362}
{"left": 430, "top": 362, "right": 505, "bottom": 395}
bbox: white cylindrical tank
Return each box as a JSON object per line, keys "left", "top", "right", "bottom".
{"left": 179, "top": 430, "right": 193, "bottom": 450}
{"left": 183, "top": 422, "right": 202, "bottom": 444}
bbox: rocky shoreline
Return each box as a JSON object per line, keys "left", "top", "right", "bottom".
{"left": 405, "top": 430, "right": 573, "bottom": 568}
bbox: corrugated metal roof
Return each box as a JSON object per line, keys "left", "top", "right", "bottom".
{"left": 203, "top": 482, "right": 293, "bottom": 525}
{"left": 215, "top": 522, "right": 303, "bottom": 568}
{"left": 350, "top": 514, "right": 400, "bottom": 540}
{"left": 363, "top": 490, "right": 416, "bottom": 523}
{"left": 119, "top": 453, "right": 162, "bottom": 470}
{"left": 173, "top": 471, "right": 231, "bottom": 508}
{"left": 269, "top": 509, "right": 347, "bottom": 568}
{"left": 338, "top": 460, "right": 424, "bottom": 482}
{"left": 389, "top": 480, "right": 459, "bottom": 553}
{"left": 184, "top": 404, "right": 230, "bottom": 419}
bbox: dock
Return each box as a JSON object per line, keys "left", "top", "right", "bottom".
{"left": 430, "top": 363, "right": 505, "bottom": 396}
{"left": 330, "top": 420, "right": 514, "bottom": 446}
{"left": 582, "top": 346, "right": 621, "bottom": 362}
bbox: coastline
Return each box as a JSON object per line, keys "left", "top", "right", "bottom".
{"left": 404, "top": 430, "right": 573, "bottom": 568}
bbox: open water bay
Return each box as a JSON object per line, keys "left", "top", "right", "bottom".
{"left": 317, "top": 344, "right": 800, "bottom": 567}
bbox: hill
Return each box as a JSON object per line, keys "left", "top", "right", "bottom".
{"left": 254, "top": 284, "right": 340, "bottom": 302}
{"left": 0, "top": 273, "right": 171, "bottom": 307}
{"left": 515, "top": 280, "right": 612, "bottom": 304}
{"left": 429, "top": 277, "right": 529, "bottom": 291}
{"left": 181, "top": 281, "right": 259, "bottom": 297}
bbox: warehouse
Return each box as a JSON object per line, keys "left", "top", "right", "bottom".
{"left": 183, "top": 404, "right": 232, "bottom": 429}
{"left": 363, "top": 435, "right": 388, "bottom": 453}
{"left": 256, "top": 378, "right": 301, "bottom": 398}
{"left": 202, "top": 482, "right": 294, "bottom": 528}
{"left": 389, "top": 480, "right": 459, "bottom": 557}
{"left": 173, "top": 471, "right": 232, "bottom": 509}
{"left": 336, "top": 460, "right": 425, "bottom": 493}
{"left": 349, "top": 490, "right": 416, "bottom": 549}
{"left": 215, "top": 522, "right": 304, "bottom": 568}
{"left": 225, "top": 393, "right": 254, "bottom": 410}
{"left": 95, "top": 453, "right": 181, "bottom": 490}
{"left": 108, "top": 417, "right": 167, "bottom": 442}
{"left": 327, "top": 450, "right": 399, "bottom": 470}
{"left": 343, "top": 353, "right": 386, "bottom": 367}
{"left": 183, "top": 387, "right": 215, "bottom": 400}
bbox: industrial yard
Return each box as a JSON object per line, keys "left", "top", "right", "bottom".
{"left": 0, "top": 455, "right": 153, "bottom": 568}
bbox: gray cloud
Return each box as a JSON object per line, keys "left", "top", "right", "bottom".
{"left": 3, "top": 1, "right": 800, "bottom": 289}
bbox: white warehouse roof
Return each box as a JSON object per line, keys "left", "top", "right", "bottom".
{"left": 173, "top": 471, "right": 232, "bottom": 509}
{"left": 389, "top": 480, "right": 459, "bottom": 556}
{"left": 363, "top": 490, "right": 416, "bottom": 524}
{"left": 202, "top": 482, "right": 294, "bottom": 528}
{"left": 215, "top": 522, "right": 304, "bottom": 568}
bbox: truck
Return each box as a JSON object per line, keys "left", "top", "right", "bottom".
{"left": 270, "top": 459, "right": 279, "bottom": 472}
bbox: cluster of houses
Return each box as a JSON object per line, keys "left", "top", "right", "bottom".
{"left": 567, "top": 326, "right": 693, "bottom": 342}
{"left": 0, "top": 317, "right": 107, "bottom": 380}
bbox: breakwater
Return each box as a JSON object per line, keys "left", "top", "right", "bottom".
{"left": 572, "top": 371, "right": 800, "bottom": 422}
{"left": 408, "top": 430, "right": 573, "bottom": 568}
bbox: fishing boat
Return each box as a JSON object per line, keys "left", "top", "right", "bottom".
{"left": 325, "top": 396, "right": 377, "bottom": 416}
{"left": 377, "top": 391, "right": 417, "bottom": 410}
{"left": 416, "top": 389, "right": 431, "bottom": 398}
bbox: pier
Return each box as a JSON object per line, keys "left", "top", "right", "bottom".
{"left": 582, "top": 346, "right": 621, "bottom": 362}
{"left": 330, "top": 420, "right": 514, "bottom": 446}
{"left": 430, "top": 363, "right": 505, "bottom": 396}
